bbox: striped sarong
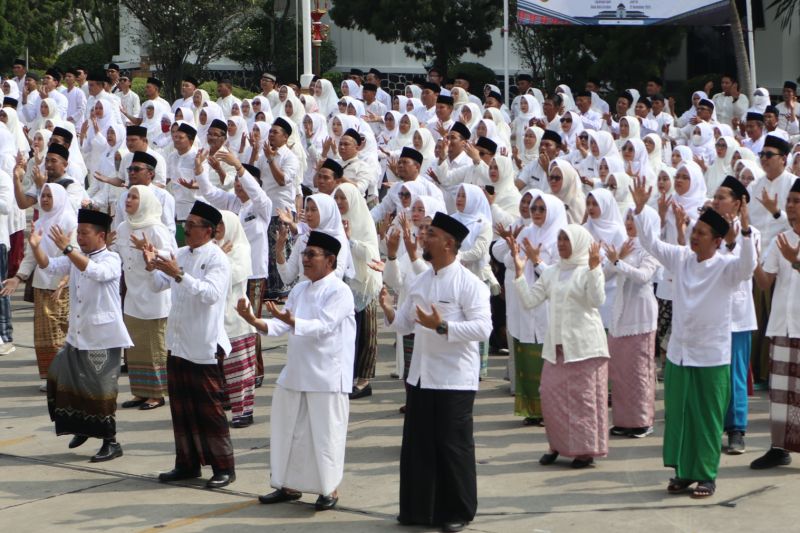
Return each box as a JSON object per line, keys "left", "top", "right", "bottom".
{"left": 34, "top": 287, "right": 69, "bottom": 379}
{"left": 222, "top": 334, "right": 257, "bottom": 423}
{"left": 768, "top": 336, "right": 800, "bottom": 452}
{"left": 124, "top": 315, "right": 168, "bottom": 398}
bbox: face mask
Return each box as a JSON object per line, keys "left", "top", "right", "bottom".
{"left": 691, "top": 134, "right": 704, "bottom": 146}
{"left": 161, "top": 123, "right": 170, "bottom": 133}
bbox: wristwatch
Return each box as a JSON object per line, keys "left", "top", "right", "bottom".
{"left": 792, "top": 261, "right": 800, "bottom": 272}
{"left": 62, "top": 244, "right": 74, "bottom": 255}
{"left": 435, "top": 321, "right": 449, "bottom": 336}
{"left": 741, "top": 227, "right": 752, "bottom": 237}
{"left": 773, "top": 210, "right": 782, "bottom": 220}
{"left": 173, "top": 268, "right": 185, "bottom": 283}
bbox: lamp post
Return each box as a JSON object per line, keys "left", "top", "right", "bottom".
{"left": 311, "top": 0, "right": 330, "bottom": 76}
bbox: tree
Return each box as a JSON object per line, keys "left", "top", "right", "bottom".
{"left": 512, "top": 24, "right": 684, "bottom": 94}
{"left": 0, "top": 0, "right": 75, "bottom": 70}
{"left": 769, "top": 0, "right": 800, "bottom": 29}
{"left": 119, "top": 0, "right": 253, "bottom": 100}
{"left": 729, "top": 0, "right": 752, "bottom": 97}
{"left": 225, "top": 0, "right": 337, "bottom": 85}
{"left": 72, "top": 0, "right": 120, "bottom": 59}
{"left": 330, "top": 0, "right": 502, "bottom": 70}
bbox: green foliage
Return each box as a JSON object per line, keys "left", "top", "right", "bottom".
{"left": 225, "top": 0, "right": 337, "bottom": 87}
{"left": 71, "top": 0, "right": 120, "bottom": 58}
{"left": 449, "top": 62, "right": 497, "bottom": 94}
{"left": 322, "top": 70, "right": 344, "bottom": 93}
{"left": 330, "top": 0, "right": 502, "bottom": 69}
{"left": 0, "top": 0, "right": 75, "bottom": 71}
{"left": 120, "top": 0, "right": 252, "bottom": 100}
{"left": 769, "top": 0, "right": 800, "bottom": 30}
{"left": 54, "top": 42, "right": 111, "bottom": 74}
{"left": 512, "top": 24, "right": 685, "bottom": 97}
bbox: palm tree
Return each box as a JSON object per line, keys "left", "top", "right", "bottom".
{"left": 730, "top": 0, "right": 752, "bottom": 96}
{"left": 769, "top": 0, "right": 800, "bottom": 29}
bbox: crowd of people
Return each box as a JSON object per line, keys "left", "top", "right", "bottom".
{"left": 2, "top": 58, "right": 800, "bottom": 532}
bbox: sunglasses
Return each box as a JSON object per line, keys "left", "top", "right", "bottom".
{"left": 560, "top": 117, "right": 572, "bottom": 123}
{"left": 127, "top": 166, "right": 148, "bottom": 173}
{"left": 548, "top": 174, "right": 562, "bottom": 182}
{"left": 579, "top": 134, "right": 589, "bottom": 140}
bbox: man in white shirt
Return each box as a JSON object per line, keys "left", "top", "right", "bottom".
{"left": 426, "top": 95, "right": 455, "bottom": 142}
{"left": 216, "top": 79, "right": 241, "bottom": 119}
{"left": 106, "top": 63, "right": 121, "bottom": 94}
{"left": 63, "top": 68, "right": 87, "bottom": 131}
{"left": 649, "top": 94, "right": 676, "bottom": 140}
{"left": 742, "top": 111, "right": 767, "bottom": 155}
{"left": 602, "top": 91, "right": 633, "bottom": 137}
{"left": 147, "top": 200, "right": 235, "bottom": 489}
{"left": 516, "top": 129, "right": 563, "bottom": 191}
{"left": 453, "top": 73, "right": 483, "bottom": 107}
{"left": 575, "top": 90, "right": 603, "bottom": 131}
{"left": 336, "top": 128, "right": 374, "bottom": 196}
{"left": 15, "top": 143, "right": 87, "bottom": 212}
{"left": 123, "top": 77, "right": 169, "bottom": 126}
{"left": 633, "top": 97, "right": 659, "bottom": 136}
{"left": 116, "top": 74, "right": 140, "bottom": 125}
{"left": 631, "top": 177, "right": 755, "bottom": 499}
{"left": 11, "top": 59, "right": 26, "bottom": 96}
{"left": 171, "top": 75, "right": 199, "bottom": 112}
{"left": 764, "top": 105, "right": 793, "bottom": 139}
{"left": 751, "top": 178, "right": 800, "bottom": 469}
{"left": 195, "top": 152, "right": 272, "bottom": 389}
{"left": 257, "top": 117, "right": 300, "bottom": 299}
{"left": 372, "top": 147, "right": 444, "bottom": 223}
{"left": 240, "top": 230, "right": 355, "bottom": 511}
{"left": 414, "top": 82, "right": 439, "bottom": 124}
{"left": 366, "top": 68, "right": 392, "bottom": 111}
{"left": 382, "top": 212, "right": 492, "bottom": 532}
{"left": 31, "top": 208, "right": 132, "bottom": 462}
{"left": 84, "top": 70, "right": 121, "bottom": 125}
{"left": 712, "top": 74, "right": 749, "bottom": 128}
{"left": 41, "top": 68, "right": 68, "bottom": 119}
{"left": 258, "top": 73, "right": 280, "bottom": 111}
{"left": 361, "top": 83, "right": 387, "bottom": 136}
{"left": 167, "top": 124, "right": 201, "bottom": 237}
{"left": 511, "top": 74, "right": 534, "bottom": 120}
{"left": 97, "top": 125, "right": 166, "bottom": 189}
{"left": 76, "top": 66, "right": 90, "bottom": 97}
{"left": 19, "top": 72, "right": 42, "bottom": 125}
{"left": 775, "top": 81, "right": 798, "bottom": 132}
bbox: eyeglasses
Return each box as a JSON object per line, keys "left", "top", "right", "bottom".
{"left": 759, "top": 151, "right": 780, "bottom": 159}
{"left": 183, "top": 220, "right": 210, "bottom": 230}
{"left": 301, "top": 250, "right": 329, "bottom": 259}
{"left": 548, "top": 174, "right": 562, "bottom": 182}
{"left": 715, "top": 143, "right": 727, "bottom": 148}
{"left": 560, "top": 117, "right": 572, "bottom": 123}
{"left": 338, "top": 101, "right": 347, "bottom": 106}
{"left": 621, "top": 145, "right": 634, "bottom": 152}
{"left": 530, "top": 205, "right": 547, "bottom": 213}
{"left": 127, "top": 166, "right": 148, "bottom": 173}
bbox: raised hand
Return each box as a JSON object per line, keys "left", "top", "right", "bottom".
{"left": 129, "top": 232, "right": 150, "bottom": 251}
{"left": 367, "top": 259, "right": 385, "bottom": 273}
{"left": 415, "top": 303, "right": 442, "bottom": 329}
{"left": 385, "top": 226, "right": 401, "bottom": 257}
{"left": 236, "top": 297, "right": 257, "bottom": 324}
{"left": 588, "top": 242, "right": 602, "bottom": 269}
{"left": 630, "top": 176, "right": 652, "bottom": 214}
{"left": 47, "top": 225, "right": 71, "bottom": 251}
{"left": 194, "top": 148, "right": 208, "bottom": 174}
{"left": 266, "top": 300, "right": 294, "bottom": 326}
{"left": 494, "top": 222, "right": 511, "bottom": 240}
{"left": 604, "top": 243, "right": 619, "bottom": 264}
{"left": 776, "top": 233, "right": 800, "bottom": 263}
{"left": 521, "top": 237, "right": 541, "bottom": 265}
{"left": 619, "top": 238, "right": 635, "bottom": 260}
{"left": 757, "top": 188, "right": 779, "bottom": 217}
{"left": 504, "top": 235, "right": 525, "bottom": 278}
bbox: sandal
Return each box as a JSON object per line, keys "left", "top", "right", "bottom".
{"left": 667, "top": 478, "right": 694, "bottom": 494}
{"left": 522, "top": 417, "right": 542, "bottom": 426}
{"left": 690, "top": 481, "right": 716, "bottom": 499}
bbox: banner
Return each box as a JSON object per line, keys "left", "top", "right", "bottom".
{"left": 517, "top": 0, "right": 731, "bottom": 26}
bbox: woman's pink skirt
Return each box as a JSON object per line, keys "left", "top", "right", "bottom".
{"left": 608, "top": 331, "right": 656, "bottom": 428}
{"left": 541, "top": 347, "right": 609, "bottom": 458}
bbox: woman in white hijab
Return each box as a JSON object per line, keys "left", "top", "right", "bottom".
{"left": 30, "top": 97, "right": 60, "bottom": 137}
{"left": 314, "top": 78, "right": 339, "bottom": 119}
{"left": 555, "top": 84, "right": 577, "bottom": 112}
{"left": 87, "top": 123, "right": 128, "bottom": 214}
{"left": 487, "top": 155, "right": 522, "bottom": 229}
{"left": 459, "top": 103, "right": 482, "bottom": 135}
{"left": 559, "top": 111, "right": 584, "bottom": 150}
{"left": 509, "top": 223, "right": 608, "bottom": 468}
{"left": 704, "top": 135, "right": 739, "bottom": 195}
{"left": 13, "top": 183, "right": 77, "bottom": 390}
{"left": 386, "top": 113, "right": 419, "bottom": 152}
{"left": 512, "top": 95, "right": 543, "bottom": 153}
{"left": 606, "top": 171, "right": 635, "bottom": 216}
{"left": 580, "top": 130, "right": 619, "bottom": 185}
{"left": 276, "top": 193, "right": 354, "bottom": 285}
{"left": 744, "top": 87, "right": 771, "bottom": 121}
{"left": 476, "top": 119, "right": 508, "bottom": 152}
{"left": 0, "top": 107, "right": 29, "bottom": 153}
{"left": 196, "top": 102, "right": 225, "bottom": 149}
{"left": 548, "top": 159, "right": 586, "bottom": 223}
{"left": 484, "top": 108, "right": 513, "bottom": 148}
{"left": 250, "top": 95, "right": 274, "bottom": 125}
{"left": 404, "top": 84, "right": 422, "bottom": 100}
{"left": 279, "top": 93, "right": 306, "bottom": 130}
{"left": 341, "top": 79, "right": 363, "bottom": 100}
{"left": 643, "top": 133, "right": 668, "bottom": 177}
{"left": 615, "top": 115, "right": 641, "bottom": 149}
{"left": 139, "top": 101, "right": 162, "bottom": 145}
{"left": 301, "top": 113, "right": 329, "bottom": 192}
{"left": 621, "top": 137, "right": 656, "bottom": 188}
{"left": 677, "top": 91, "right": 707, "bottom": 128}
{"left": 150, "top": 113, "right": 176, "bottom": 159}
{"left": 174, "top": 106, "right": 196, "bottom": 127}
{"left": 688, "top": 122, "right": 716, "bottom": 168}
{"left": 213, "top": 210, "right": 258, "bottom": 427}
{"left": 583, "top": 188, "right": 626, "bottom": 327}
{"left": 452, "top": 183, "right": 498, "bottom": 377}
{"left": 377, "top": 110, "right": 402, "bottom": 148}
{"left": 334, "top": 182, "right": 382, "bottom": 398}
{"left": 625, "top": 88, "right": 641, "bottom": 116}
{"left": 115, "top": 184, "right": 177, "bottom": 410}
{"left": 513, "top": 126, "right": 543, "bottom": 171}
{"left": 734, "top": 159, "right": 765, "bottom": 189}
{"left": 496, "top": 192, "right": 565, "bottom": 424}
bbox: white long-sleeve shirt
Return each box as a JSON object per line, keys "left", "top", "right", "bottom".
{"left": 763, "top": 228, "right": 800, "bottom": 337}
{"left": 635, "top": 205, "right": 756, "bottom": 367}
{"left": 256, "top": 145, "right": 299, "bottom": 215}
{"left": 196, "top": 167, "right": 272, "bottom": 279}
{"left": 265, "top": 271, "right": 356, "bottom": 393}
{"left": 747, "top": 170, "right": 795, "bottom": 248}
{"left": 151, "top": 241, "right": 231, "bottom": 363}
{"left": 44, "top": 248, "right": 133, "bottom": 350}
{"left": 387, "top": 260, "right": 492, "bottom": 391}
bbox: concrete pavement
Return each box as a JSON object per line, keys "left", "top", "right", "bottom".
{"left": 1, "top": 292, "right": 799, "bottom": 533}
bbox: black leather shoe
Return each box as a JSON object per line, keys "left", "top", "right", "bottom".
{"left": 539, "top": 451, "right": 559, "bottom": 465}
{"left": 206, "top": 473, "right": 235, "bottom": 489}
{"left": 69, "top": 435, "right": 89, "bottom": 449}
{"left": 90, "top": 441, "right": 123, "bottom": 462}
{"left": 122, "top": 398, "right": 146, "bottom": 408}
{"left": 442, "top": 522, "right": 466, "bottom": 532}
{"left": 750, "top": 447, "right": 792, "bottom": 469}
{"left": 571, "top": 457, "right": 595, "bottom": 469}
{"left": 158, "top": 468, "right": 202, "bottom": 483}
{"left": 314, "top": 493, "right": 338, "bottom": 511}
{"left": 258, "top": 488, "right": 302, "bottom": 504}
{"left": 349, "top": 383, "right": 372, "bottom": 399}
{"left": 231, "top": 414, "right": 254, "bottom": 428}
{"left": 139, "top": 398, "right": 165, "bottom": 410}
{"left": 254, "top": 376, "right": 264, "bottom": 388}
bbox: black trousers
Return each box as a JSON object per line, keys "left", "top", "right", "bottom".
{"left": 399, "top": 384, "right": 477, "bottom": 526}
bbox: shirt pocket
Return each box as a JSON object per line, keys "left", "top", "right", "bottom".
{"left": 90, "top": 311, "right": 116, "bottom": 325}
{"left": 435, "top": 301, "right": 463, "bottom": 321}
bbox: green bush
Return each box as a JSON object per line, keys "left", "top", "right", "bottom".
{"left": 322, "top": 70, "right": 343, "bottom": 97}
{"left": 54, "top": 43, "right": 111, "bottom": 74}
{"left": 449, "top": 62, "right": 497, "bottom": 97}
{"left": 129, "top": 77, "right": 256, "bottom": 103}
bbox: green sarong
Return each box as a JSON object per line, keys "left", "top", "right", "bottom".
{"left": 513, "top": 340, "right": 543, "bottom": 418}
{"left": 175, "top": 223, "right": 186, "bottom": 247}
{"left": 663, "top": 360, "right": 730, "bottom": 482}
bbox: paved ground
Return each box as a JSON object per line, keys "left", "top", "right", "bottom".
{"left": 1, "top": 292, "right": 799, "bottom": 533}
